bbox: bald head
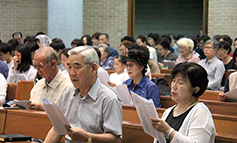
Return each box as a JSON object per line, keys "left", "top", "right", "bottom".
{"left": 35, "top": 46, "right": 58, "bottom": 64}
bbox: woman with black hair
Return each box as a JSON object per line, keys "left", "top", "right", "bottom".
{"left": 217, "top": 41, "right": 237, "bottom": 71}
{"left": 7, "top": 44, "right": 37, "bottom": 83}
{"left": 152, "top": 62, "right": 216, "bottom": 143}
{"left": 81, "top": 34, "right": 93, "bottom": 46}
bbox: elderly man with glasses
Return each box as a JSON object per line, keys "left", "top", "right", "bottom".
{"left": 29, "top": 46, "right": 72, "bottom": 110}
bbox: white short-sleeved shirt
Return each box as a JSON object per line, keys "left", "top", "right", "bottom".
{"left": 147, "top": 45, "right": 157, "bottom": 62}
{"left": 58, "top": 78, "right": 122, "bottom": 143}
{"left": 109, "top": 72, "right": 129, "bottom": 85}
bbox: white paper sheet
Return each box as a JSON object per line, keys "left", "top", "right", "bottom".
{"left": 163, "top": 60, "right": 176, "bottom": 69}
{"left": 224, "top": 88, "right": 237, "bottom": 101}
{"left": 13, "top": 99, "right": 31, "bottom": 110}
{"left": 131, "top": 92, "right": 166, "bottom": 143}
{"left": 43, "top": 98, "right": 71, "bottom": 135}
{"left": 98, "top": 70, "right": 111, "bottom": 88}
{"left": 112, "top": 84, "right": 133, "bottom": 105}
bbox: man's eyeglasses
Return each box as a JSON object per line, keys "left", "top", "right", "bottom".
{"left": 33, "top": 61, "right": 51, "bottom": 71}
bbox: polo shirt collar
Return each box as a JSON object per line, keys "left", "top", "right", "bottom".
{"left": 43, "top": 70, "right": 61, "bottom": 89}
{"left": 205, "top": 56, "right": 217, "bottom": 63}
{"left": 87, "top": 78, "right": 100, "bottom": 100}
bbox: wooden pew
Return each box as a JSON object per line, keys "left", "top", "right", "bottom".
{"left": 122, "top": 121, "right": 153, "bottom": 143}
{"left": 122, "top": 105, "right": 237, "bottom": 136}
{"left": 3, "top": 107, "right": 237, "bottom": 142}
{"left": 0, "top": 109, "right": 6, "bottom": 134}
{"left": 160, "top": 68, "right": 172, "bottom": 74}
{"left": 15, "top": 81, "right": 34, "bottom": 100}
{"left": 6, "top": 81, "right": 34, "bottom": 101}
{"left": 221, "top": 69, "right": 236, "bottom": 86}
{"left": 122, "top": 121, "right": 237, "bottom": 143}
{"left": 199, "top": 90, "right": 220, "bottom": 101}
{"left": 4, "top": 109, "right": 52, "bottom": 139}
{"left": 106, "top": 70, "right": 116, "bottom": 75}
{"left": 6, "top": 83, "right": 17, "bottom": 101}
{"left": 160, "top": 96, "right": 237, "bottom": 116}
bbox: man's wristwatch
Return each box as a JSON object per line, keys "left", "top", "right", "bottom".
{"left": 86, "top": 133, "right": 92, "bottom": 143}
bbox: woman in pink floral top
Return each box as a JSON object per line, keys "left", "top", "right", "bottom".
{"left": 176, "top": 37, "right": 200, "bottom": 64}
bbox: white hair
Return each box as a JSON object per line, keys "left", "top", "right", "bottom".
{"left": 176, "top": 37, "right": 194, "bottom": 52}
{"left": 68, "top": 46, "right": 99, "bottom": 67}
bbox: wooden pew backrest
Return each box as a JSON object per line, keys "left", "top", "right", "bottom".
{"left": 6, "top": 83, "right": 17, "bottom": 101}
{"left": 199, "top": 90, "right": 220, "bottom": 101}
{"left": 160, "top": 68, "right": 172, "bottom": 74}
{"left": 222, "top": 69, "right": 236, "bottom": 86}
{"left": 160, "top": 96, "right": 237, "bottom": 116}
{"left": 15, "top": 81, "right": 34, "bottom": 100}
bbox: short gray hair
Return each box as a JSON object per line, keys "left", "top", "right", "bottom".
{"left": 98, "top": 44, "right": 110, "bottom": 57}
{"left": 68, "top": 46, "right": 99, "bottom": 67}
{"left": 204, "top": 39, "right": 219, "bottom": 50}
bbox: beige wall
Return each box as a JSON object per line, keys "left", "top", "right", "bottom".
{"left": 83, "top": 0, "right": 128, "bottom": 51}
{"left": 0, "top": 0, "right": 47, "bottom": 43}
{"left": 2, "top": 0, "right": 237, "bottom": 49}
{"left": 208, "top": 0, "right": 237, "bottom": 42}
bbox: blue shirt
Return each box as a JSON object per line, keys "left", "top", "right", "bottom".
{"left": 123, "top": 76, "right": 161, "bottom": 108}
{"left": 108, "top": 44, "right": 118, "bottom": 57}
{"left": 101, "top": 57, "right": 114, "bottom": 70}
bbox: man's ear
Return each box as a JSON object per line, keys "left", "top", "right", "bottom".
{"left": 192, "top": 87, "right": 200, "bottom": 93}
{"left": 51, "top": 60, "right": 57, "bottom": 69}
{"left": 91, "top": 63, "right": 98, "bottom": 75}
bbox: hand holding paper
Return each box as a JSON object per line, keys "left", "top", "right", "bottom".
{"left": 131, "top": 92, "right": 166, "bottom": 143}
{"left": 43, "top": 98, "right": 71, "bottom": 135}
{"left": 224, "top": 88, "right": 237, "bottom": 101}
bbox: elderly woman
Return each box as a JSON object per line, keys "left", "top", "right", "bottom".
{"left": 123, "top": 49, "right": 161, "bottom": 108}
{"left": 151, "top": 62, "right": 216, "bottom": 143}
{"left": 176, "top": 37, "right": 200, "bottom": 64}
{"left": 98, "top": 44, "right": 114, "bottom": 70}
{"left": 198, "top": 39, "right": 225, "bottom": 90}
{"left": 217, "top": 41, "right": 237, "bottom": 71}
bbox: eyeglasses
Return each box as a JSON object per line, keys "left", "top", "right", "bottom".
{"left": 124, "top": 63, "right": 134, "bottom": 69}
{"left": 33, "top": 61, "right": 51, "bottom": 71}
{"left": 204, "top": 46, "right": 213, "bottom": 50}
{"left": 218, "top": 49, "right": 227, "bottom": 54}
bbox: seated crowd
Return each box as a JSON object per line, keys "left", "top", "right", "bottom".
{"left": 0, "top": 31, "right": 237, "bottom": 143}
